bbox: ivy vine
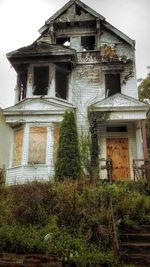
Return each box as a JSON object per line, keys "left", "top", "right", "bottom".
{"left": 88, "top": 110, "right": 110, "bottom": 177}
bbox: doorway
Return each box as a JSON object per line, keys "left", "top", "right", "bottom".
{"left": 106, "top": 138, "right": 130, "bottom": 180}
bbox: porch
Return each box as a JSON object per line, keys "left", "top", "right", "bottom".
{"left": 99, "top": 158, "right": 150, "bottom": 182}
{"left": 88, "top": 93, "right": 149, "bottom": 181}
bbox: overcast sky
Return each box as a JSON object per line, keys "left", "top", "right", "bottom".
{"left": 0, "top": 0, "right": 150, "bottom": 108}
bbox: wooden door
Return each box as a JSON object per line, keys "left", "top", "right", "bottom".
{"left": 106, "top": 138, "right": 130, "bottom": 180}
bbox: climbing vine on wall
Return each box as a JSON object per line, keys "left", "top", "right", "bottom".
{"left": 88, "top": 110, "right": 110, "bottom": 178}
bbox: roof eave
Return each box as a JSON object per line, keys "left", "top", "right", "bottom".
{"left": 103, "top": 21, "right": 135, "bottom": 47}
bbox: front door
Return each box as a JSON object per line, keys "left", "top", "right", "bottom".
{"left": 106, "top": 138, "right": 130, "bottom": 180}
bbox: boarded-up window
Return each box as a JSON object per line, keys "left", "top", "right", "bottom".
{"left": 53, "top": 126, "right": 59, "bottom": 161}
{"left": 28, "top": 127, "right": 47, "bottom": 164}
{"left": 105, "top": 74, "right": 121, "bottom": 97}
{"left": 12, "top": 128, "right": 23, "bottom": 167}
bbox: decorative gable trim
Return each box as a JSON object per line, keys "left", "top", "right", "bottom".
{"left": 90, "top": 93, "right": 149, "bottom": 112}
{"left": 3, "top": 97, "right": 76, "bottom": 116}
{"left": 103, "top": 21, "right": 135, "bottom": 47}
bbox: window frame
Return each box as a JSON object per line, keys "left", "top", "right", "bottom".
{"left": 105, "top": 72, "right": 121, "bottom": 97}
{"left": 33, "top": 65, "right": 49, "bottom": 96}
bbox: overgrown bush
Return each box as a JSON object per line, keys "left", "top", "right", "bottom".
{"left": 0, "top": 180, "right": 149, "bottom": 266}
{"left": 0, "top": 185, "right": 13, "bottom": 226}
{"left": 10, "top": 182, "right": 57, "bottom": 226}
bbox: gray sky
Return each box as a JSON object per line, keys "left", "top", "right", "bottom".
{"left": 0, "top": 0, "right": 150, "bottom": 108}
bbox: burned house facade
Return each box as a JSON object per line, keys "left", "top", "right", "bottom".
{"left": 3, "top": 0, "right": 149, "bottom": 184}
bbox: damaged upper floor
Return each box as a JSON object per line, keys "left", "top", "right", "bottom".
{"left": 6, "top": 0, "right": 137, "bottom": 103}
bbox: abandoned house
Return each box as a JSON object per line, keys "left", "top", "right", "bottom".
{"left": 2, "top": 0, "right": 149, "bottom": 184}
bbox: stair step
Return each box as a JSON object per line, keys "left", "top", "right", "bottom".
{"left": 0, "top": 261, "right": 22, "bottom": 267}
{"left": 121, "top": 242, "right": 150, "bottom": 254}
{"left": 124, "top": 253, "right": 150, "bottom": 266}
{"left": 137, "top": 225, "right": 150, "bottom": 232}
{"left": 120, "top": 233, "right": 150, "bottom": 242}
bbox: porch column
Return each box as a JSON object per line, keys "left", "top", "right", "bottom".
{"left": 14, "top": 84, "right": 20, "bottom": 104}
{"left": 141, "top": 120, "right": 148, "bottom": 159}
{"left": 136, "top": 125, "right": 143, "bottom": 160}
{"left": 48, "top": 64, "right": 55, "bottom": 97}
{"left": 26, "top": 66, "right": 33, "bottom": 97}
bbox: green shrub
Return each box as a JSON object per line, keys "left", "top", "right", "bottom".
{"left": 55, "top": 111, "right": 81, "bottom": 179}
{"left": 44, "top": 229, "right": 118, "bottom": 266}
{"left": 0, "top": 224, "right": 47, "bottom": 253}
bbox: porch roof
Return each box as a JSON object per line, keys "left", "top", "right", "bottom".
{"left": 89, "top": 93, "right": 149, "bottom": 121}
{"left": 89, "top": 93, "right": 149, "bottom": 112}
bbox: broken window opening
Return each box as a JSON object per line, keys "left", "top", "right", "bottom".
{"left": 55, "top": 65, "right": 69, "bottom": 100}
{"left": 18, "top": 71, "right": 27, "bottom": 101}
{"left": 75, "top": 4, "right": 87, "bottom": 15}
{"left": 105, "top": 73, "right": 121, "bottom": 97}
{"left": 107, "top": 126, "right": 127, "bottom": 132}
{"left": 81, "top": 36, "right": 95, "bottom": 51}
{"left": 33, "top": 66, "right": 49, "bottom": 95}
{"left": 56, "top": 37, "right": 70, "bottom": 47}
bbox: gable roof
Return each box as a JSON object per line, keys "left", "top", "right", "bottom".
{"left": 39, "top": 0, "right": 134, "bottom": 47}
{"left": 39, "top": 0, "right": 105, "bottom": 33}
{"left": 90, "top": 93, "right": 149, "bottom": 112}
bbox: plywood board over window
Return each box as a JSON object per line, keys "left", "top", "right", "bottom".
{"left": 12, "top": 128, "right": 23, "bottom": 167}
{"left": 53, "top": 126, "right": 59, "bottom": 161}
{"left": 28, "top": 127, "right": 47, "bottom": 164}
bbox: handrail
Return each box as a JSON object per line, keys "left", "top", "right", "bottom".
{"left": 99, "top": 159, "right": 113, "bottom": 181}
{"left": 133, "top": 159, "right": 150, "bottom": 182}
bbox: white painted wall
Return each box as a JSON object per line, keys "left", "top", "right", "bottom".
{"left": 0, "top": 109, "right": 12, "bottom": 169}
